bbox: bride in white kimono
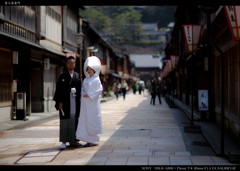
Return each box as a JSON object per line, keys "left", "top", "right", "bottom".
{"left": 76, "top": 56, "right": 103, "bottom": 147}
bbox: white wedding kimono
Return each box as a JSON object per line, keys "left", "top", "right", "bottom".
{"left": 76, "top": 56, "right": 103, "bottom": 144}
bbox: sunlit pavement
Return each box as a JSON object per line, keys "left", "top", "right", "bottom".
{"left": 0, "top": 92, "right": 235, "bottom": 165}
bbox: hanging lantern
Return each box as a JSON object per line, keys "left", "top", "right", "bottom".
{"left": 182, "top": 25, "right": 202, "bottom": 53}
{"left": 224, "top": 6, "right": 240, "bottom": 40}
{"left": 170, "top": 56, "right": 176, "bottom": 68}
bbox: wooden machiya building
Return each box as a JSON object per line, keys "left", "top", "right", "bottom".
{"left": 0, "top": 6, "right": 83, "bottom": 121}
{"left": 0, "top": 6, "right": 42, "bottom": 121}
{"left": 164, "top": 6, "right": 240, "bottom": 146}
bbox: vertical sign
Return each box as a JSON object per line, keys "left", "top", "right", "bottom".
{"left": 224, "top": 6, "right": 240, "bottom": 40}
{"left": 182, "top": 25, "right": 202, "bottom": 53}
{"left": 170, "top": 56, "right": 176, "bottom": 68}
{"left": 44, "top": 58, "right": 50, "bottom": 70}
{"left": 198, "top": 90, "right": 208, "bottom": 111}
{"left": 13, "top": 80, "right": 17, "bottom": 92}
{"left": 183, "top": 25, "right": 193, "bottom": 52}
{"left": 17, "top": 92, "right": 24, "bottom": 110}
{"left": 192, "top": 25, "right": 202, "bottom": 51}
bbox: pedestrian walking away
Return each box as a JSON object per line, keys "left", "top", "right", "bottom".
{"left": 53, "top": 55, "right": 81, "bottom": 150}
{"left": 132, "top": 81, "right": 138, "bottom": 94}
{"left": 138, "top": 80, "right": 145, "bottom": 95}
{"left": 149, "top": 77, "right": 156, "bottom": 105}
{"left": 112, "top": 79, "right": 120, "bottom": 100}
{"left": 76, "top": 56, "right": 103, "bottom": 147}
{"left": 156, "top": 78, "right": 162, "bottom": 104}
{"left": 121, "top": 80, "right": 128, "bottom": 100}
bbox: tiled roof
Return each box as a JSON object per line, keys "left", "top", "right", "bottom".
{"left": 142, "top": 23, "right": 158, "bottom": 31}
{"left": 129, "top": 54, "right": 163, "bottom": 69}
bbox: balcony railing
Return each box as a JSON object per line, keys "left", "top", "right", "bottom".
{"left": 0, "top": 20, "right": 36, "bottom": 43}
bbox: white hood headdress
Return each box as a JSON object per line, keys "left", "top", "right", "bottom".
{"left": 84, "top": 56, "right": 102, "bottom": 77}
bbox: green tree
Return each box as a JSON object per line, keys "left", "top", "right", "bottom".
{"left": 80, "top": 8, "right": 111, "bottom": 32}
{"left": 80, "top": 6, "right": 142, "bottom": 44}
{"left": 113, "top": 9, "right": 141, "bottom": 42}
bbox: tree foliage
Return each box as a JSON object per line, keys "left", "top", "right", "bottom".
{"left": 80, "top": 7, "right": 111, "bottom": 32}
{"left": 80, "top": 6, "right": 142, "bottom": 44}
{"left": 80, "top": 6, "right": 176, "bottom": 47}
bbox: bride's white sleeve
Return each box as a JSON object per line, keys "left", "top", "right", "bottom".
{"left": 87, "top": 79, "right": 103, "bottom": 101}
{"left": 81, "top": 79, "right": 86, "bottom": 95}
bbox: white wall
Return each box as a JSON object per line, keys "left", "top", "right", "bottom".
{"left": 40, "top": 6, "right": 62, "bottom": 52}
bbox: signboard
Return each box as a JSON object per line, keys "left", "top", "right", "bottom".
{"left": 170, "top": 56, "right": 179, "bottom": 69}
{"left": 183, "top": 25, "right": 193, "bottom": 52}
{"left": 44, "top": 58, "right": 50, "bottom": 70}
{"left": 224, "top": 6, "right": 240, "bottom": 40}
{"left": 16, "top": 92, "right": 25, "bottom": 110}
{"left": 198, "top": 90, "right": 208, "bottom": 111}
{"left": 13, "top": 80, "right": 17, "bottom": 92}
{"left": 182, "top": 25, "right": 202, "bottom": 53}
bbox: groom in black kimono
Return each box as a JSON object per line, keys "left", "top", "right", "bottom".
{"left": 53, "top": 55, "right": 81, "bottom": 149}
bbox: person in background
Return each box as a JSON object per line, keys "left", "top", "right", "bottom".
{"left": 112, "top": 80, "right": 120, "bottom": 100}
{"left": 132, "top": 81, "right": 138, "bottom": 94}
{"left": 156, "top": 78, "right": 162, "bottom": 104}
{"left": 149, "top": 78, "right": 156, "bottom": 105}
{"left": 138, "top": 81, "right": 143, "bottom": 95}
{"left": 121, "top": 80, "right": 128, "bottom": 100}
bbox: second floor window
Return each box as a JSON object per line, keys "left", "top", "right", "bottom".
{"left": 67, "top": 10, "right": 77, "bottom": 32}
{"left": 46, "top": 6, "right": 61, "bottom": 23}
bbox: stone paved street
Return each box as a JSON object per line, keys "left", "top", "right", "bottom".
{"left": 0, "top": 92, "right": 236, "bottom": 166}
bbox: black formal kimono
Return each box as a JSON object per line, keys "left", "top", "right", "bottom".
{"left": 53, "top": 71, "right": 81, "bottom": 143}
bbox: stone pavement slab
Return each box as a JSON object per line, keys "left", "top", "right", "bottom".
{"left": 105, "top": 157, "right": 128, "bottom": 165}
{"left": 15, "top": 147, "right": 60, "bottom": 164}
{"left": 190, "top": 156, "right": 215, "bottom": 165}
